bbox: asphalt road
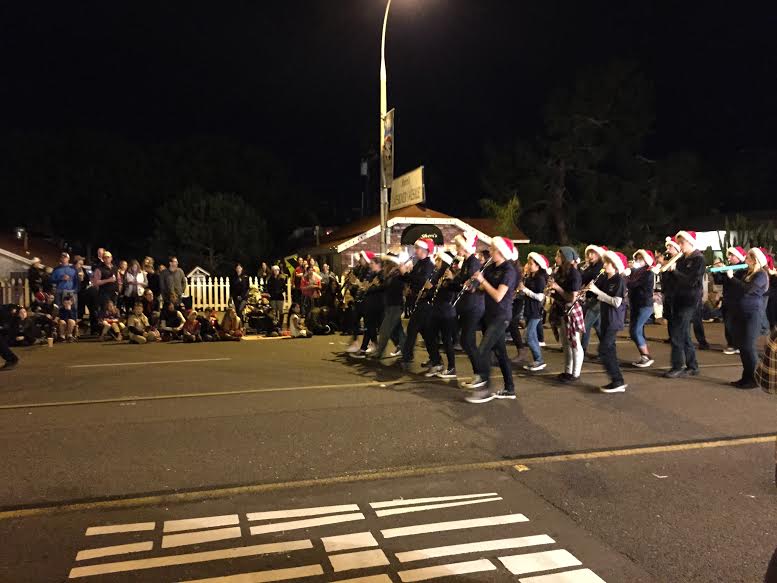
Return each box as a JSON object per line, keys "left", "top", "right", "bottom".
{"left": 0, "top": 322, "right": 775, "bottom": 583}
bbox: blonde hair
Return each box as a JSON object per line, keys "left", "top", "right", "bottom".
{"left": 745, "top": 249, "right": 764, "bottom": 282}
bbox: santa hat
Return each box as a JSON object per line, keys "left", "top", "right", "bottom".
{"left": 604, "top": 250, "right": 629, "bottom": 275}
{"left": 750, "top": 247, "right": 768, "bottom": 269}
{"left": 414, "top": 238, "right": 435, "bottom": 254}
{"left": 453, "top": 232, "right": 478, "bottom": 254}
{"left": 527, "top": 252, "right": 551, "bottom": 274}
{"left": 633, "top": 249, "right": 655, "bottom": 267}
{"left": 665, "top": 236, "right": 681, "bottom": 253}
{"left": 675, "top": 230, "right": 698, "bottom": 248}
{"left": 585, "top": 244, "right": 608, "bottom": 259}
{"left": 437, "top": 250, "right": 456, "bottom": 266}
{"left": 383, "top": 251, "right": 410, "bottom": 266}
{"left": 726, "top": 246, "right": 746, "bottom": 262}
{"left": 360, "top": 251, "right": 377, "bottom": 263}
{"left": 493, "top": 236, "right": 518, "bottom": 261}
{"left": 764, "top": 250, "right": 776, "bottom": 272}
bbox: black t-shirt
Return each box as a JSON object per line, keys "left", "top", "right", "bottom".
{"left": 552, "top": 268, "right": 581, "bottom": 303}
{"left": 523, "top": 271, "right": 547, "bottom": 320}
{"left": 451, "top": 254, "right": 485, "bottom": 313}
{"left": 483, "top": 260, "right": 518, "bottom": 322}
{"left": 96, "top": 264, "right": 118, "bottom": 294}
{"left": 600, "top": 274, "right": 627, "bottom": 332}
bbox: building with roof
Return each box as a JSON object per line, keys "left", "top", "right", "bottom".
{"left": 301, "top": 204, "right": 529, "bottom": 273}
{"left": 0, "top": 229, "right": 63, "bottom": 279}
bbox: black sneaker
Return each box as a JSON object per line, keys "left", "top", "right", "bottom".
{"left": 465, "top": 389, "right": 495, "bottom": 403}
{"left": 663, "top": 368, "right": 687, "bottom": 379}
{"left": 494, "top": 390, "right": 516, "bottom": 400}
{"left": 557, "top": 372, "right": 572, "bottom": 382}
{"left": 0, "top": 359, "right": 19, "bottom": 371}
{"left": 698, "top": 343, "right": 711, "bottom": 351}
{"left": 437, "top": 368, "right": 457, "bottom": 379}
{"left": 599, "top": 382, "right": 627, "bottom": 393}
{"left": 684, "top": 368, "right": 700, "bottom": 377}
{"left": 349, "top": 350, "right": 368, "bottom": 359}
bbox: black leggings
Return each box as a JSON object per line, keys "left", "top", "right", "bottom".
{"left": 360, "top": 307, "right": 383, "bottom": 351}
{"left": 427, "top": 312, "right": 456, "bottom": 369}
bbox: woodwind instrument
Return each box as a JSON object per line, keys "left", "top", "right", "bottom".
{"left": 452, "top": 258, "right": 493, "bottom": 307}
{"left": 566, "top": 268, "right": 605, "bottom": 316}
{"left": 652, "top": 252, "right": 683, "bottom": 274}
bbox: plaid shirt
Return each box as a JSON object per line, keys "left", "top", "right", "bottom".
{"left": 565, "top": 301, "right": 586, "bottom": 348}
{"left": 756, "top": 328, "right": 777, "bottom": 394}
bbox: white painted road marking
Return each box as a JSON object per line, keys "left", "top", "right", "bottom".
{"left": 69, "top": 358, "right": 232, "bottom": 369}
{"left": 519, "top": 569, "right": 607, "bottom": 583}
{"left": 68, "top": 540, "right": 312, "bottom": 578}
{"left": 381, "top": 513, "right": 529, "bottom": 538}
{"left": 322, "top": 531, "right": 379, "bottom": 553}
{"left": 395, "top": 535, "right": 556, "bottom": 563}
{"left": 85, "top": 522, "right": 155, "bottom": 536}
{"left": 333, "top": 576, "right": 393, "bottom": 583}
{"left": 249, "top": 513, "right": 365, "bottom": 535}
{"left": 398, "top": 559, "right": 497, "bottom": 582}
{"left": 178, "top": 564, "right": 324, "bottom": 582}
{"left": 162, "top": 526, "right": 242, "bottom": 548}
{"left": 164, "top": 514, "right": 240, "bottom": 532}
{"left": 75, "top": 541, "right": 153, "bottom": 561}
{"left": 500, "top": 549, "right": 582, "bottom": 575}
{"left": 375, "top": 496, "right": 502, "bottom": 517}
{"left": 370, "top": 493, "right": 498, "bottom": 509}
{"left": 329, "top": 549, "right": 390, "bottom": 572}
{"left": 248, "top": 504, "right": 359, "bottom": 521}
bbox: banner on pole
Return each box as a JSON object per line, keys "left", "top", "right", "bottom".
{"left": 381, "top": 108, "right": 395, "bottom": 189}
{"left": 390, "top": 166, "right": 425, "bottom": 211}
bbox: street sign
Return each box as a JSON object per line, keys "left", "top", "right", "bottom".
{"left": 381, "top": 108, "right": 395, "bottom": 189}
{"left": 390, "top": 166, "right": 425, "bottom": 211}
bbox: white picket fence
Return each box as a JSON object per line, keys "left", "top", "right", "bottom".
{"left": 185, "top": 276, "right": 294, "bottom": 312}
{"left": 0, "top": 278, "right": 31, "bottom": 306}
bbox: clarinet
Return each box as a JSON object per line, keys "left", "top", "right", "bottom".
{"left": 566, "top": 268, "right": 605, "bottom": 316}
{"left": 452, "top": 258, "right": 493, "bottom": 308}
{"left": 411, "top": 265, "right": 446, "bottom": 315}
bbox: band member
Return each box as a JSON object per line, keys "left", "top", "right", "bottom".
{"left": 715, "top": 245, "right": 748, "bottom": 355}
{"left": 518, "top": 253, "right": 549, "bottom": 372}
{"left": 368, "top": 252, "right": 410, "bottom": 360}
{"left": 345, "top": 252, "right": 371, "bottom": 352}
{"left": 727, "top": 248, "right": 770, "bottom": 389}
{"left": 400, "top": 239, "right": 436, "bottom": 370}
{"left": 580, "top": 244, "right": 607, "bottom": 358}
{"left": 463, "top": 236, "right": 519, "bottom": 403}
{"left": 349, "top": 253, "right": 383, "bottom": 357}
{"left": 508, "top": 256, "right": 527, "bottom": 363}
{"left": 766, "top": 252, "right": 777, "bottom": 332}
{"left": 425, "top": 251, "right": 458, "bottom": 379}
{"left": 550, "top": 246, "right": 584, "bottom": 383}
{"left": 664, "top": 230, "right": 705, "bottom": 378}
{"left": 588, "top": 251, "right": 628, "bottom": 393}
{"left": 0, "top": 302, "right": 18, "bottom": 370}
{"left": 628, "top": 249, "right": 656, "bottom": 367}
{"left": 662, "top": 236, "right": 709, "bottom": 350}
{"left": 451, "top": 232, "right": 484, "bottom": 375}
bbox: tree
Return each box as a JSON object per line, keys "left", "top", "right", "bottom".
{"left": 480, "top": 195, "right": 521, "bottom": 238}
{"left": 152, "top": 187, "right": 269, "bottom": 273}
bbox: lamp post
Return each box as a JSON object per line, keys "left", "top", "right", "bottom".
{"left": 379, "top": 0, "right": 392, "bottom": 255}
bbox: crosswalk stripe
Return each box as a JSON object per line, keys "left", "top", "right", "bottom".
{"left": 67, "top": 540, "right": 312, "bottom": 578}
{"left": 518, "top": 568, "right": 607, "bottom": 583}
{"left": 75, "top": 541, "right": 153, "bottom": 561}
{"left": 370, "top": 493, "right": 498, "bottom": 509}
{"left": 332, "top": 576, "right": 393, "bottom": 583}
{"left": 249, "top": 513, "right": 365, "bottom": 535}
{"left": 247, "top": 504, "right": 359, "bottom": 521}
{"left": 376, "top": 497, "right": 502, "bottom": 517}
{"left": 85, "top": 522, "right": 155, "bottom": 536}
{"left": 162, "top": 526, "right": 242, "bottom": 548}
{"left": 322, "top": 532, "right": 379, "bottom": 553}
{"left": 164, "top": 514, "right": 239, "bottom": 533}
{"left": 178, "top": 564, "right": 324, "bottom": 583}
{"left": 381, "top": 513, "right": 528, "bottom": 539}
{"left": 500, "top": 550, "right": 582, "bottom": 575}
{"left": 395, "top": 535, "right": 555, "bottom": 563}
{"left": 329, "top": 549, "right": 390, "bottom": 572}
{"left": 398, "top": 559, "right": 497, "bottom": 582}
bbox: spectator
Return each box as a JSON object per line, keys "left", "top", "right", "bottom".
{"left": 73, "top": 255, "right": 89, "bottom": 322}
{"left": 182, "top": 311, "right": 203, "bottom": 343}
{"left": 230, "top": 263, "right": 250, "bottom": 316}
{"left": 57, "top": 295, "right": 78, "bottom": 342}
{"left": 123, "top": 260, "right": 147, "bottom": 309}
{"left": 289, "top": 303, "right": 312, "bottom": 338}
{"left": 198, "top": 308, "right": 220, "bottom": 341}
{"left": 320, "top": 263, "right": 332, "bottom": 288}
{"left": 159, "top": 257, "right": 187, "bottom": 302}
{"left": 301, "top": 265, "right": 322, "bottom": 316}
{"left": 28, "top": 257, "right": 46, "bottom": 294}
{"left": 30, "top": 291, "right": 57, "bottom": 339}
{"left": 267, "top": 265, "right": 286, "bottom": 325}
{"left": 158, "top": 301, "right": 185, "bottom": 341}
{"left": 141, "top": 289, "right": 161, "bottom": 325}
{"left": 292, "top": 259, "right": 306, "bottom": 304}
{"left": 127, "top": 302, "right": 159, "bottom": 344}
{"left": 50, "top": 252, "right": 78, "bottom": 310}
{"left": 144, "top": 257, "right": 161, "bottom": 299}
{"left": 258, "top": 262, "right": 271, "bottom": 290}
{"left": 98, "top": 299, "right": 124, "bottom": 341}
{"left": 116, "top": 259, "right": 128, "bottom": 305}
{"left": 219, "top": 307, "right": 243, "bottom": 341}
{"left": 86, "top": 248, "right": 105, "bottom": 334}
{"left": 10, "top": 307, "right": 45, "bottom": 346}
{"left": 92, "top": 250, "right": 119, "bottom": 310}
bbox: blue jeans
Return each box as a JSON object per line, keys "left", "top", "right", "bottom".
{"left": 525, "top": 317, "right": 543, "bottom": 362}
{"left": 474, "top": 318, "right": 513, "bottom": 392}
{"left": 629, "top": 306, "right": 653, "bottom": 349}
{"left": 581, "top": 302, "right": 600, "bottom": 353}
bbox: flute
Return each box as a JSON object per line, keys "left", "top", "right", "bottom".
{"left": 707, "top": 263, "right": 748, "bottom": 273}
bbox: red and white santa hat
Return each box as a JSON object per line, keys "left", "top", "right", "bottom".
{"left": 633, "top": 249, "right": 655, "bottom": 267}
{"left": 665, "top": 236, "right": 681, "bottom": 253}
{"left": 414, "top": 238, "right": 435, "bottom": 255}
{"left": 750, "top": 247, "right": 769, "bottom": 269}
{"left": 764, "top": 250, "right": 776, "bottom": 273}
{"left": 437, "top": 250, "right": 456, "bottom": 265}
{"left": 675, "top": 230, "right": 698, "bottom": 249}
{"left": 492, "top": 236, "right": 518, "bottom": 261}
{"left": 604, "top": 250, "right": 629, "bottom": 275}
{"left": 527, "top": 252, "right": 551, "bottom": 274}
{"left": 726, "top": 246, "right": 746, "bottom": 262}
{"left": 453, "top": 231, "right": 478, "bottom": 254}
{"left": 585, "top": 244, "right": 608, "bottom": 258}
{"left": 360, "top": 250, "right": 377, "bottom": 263}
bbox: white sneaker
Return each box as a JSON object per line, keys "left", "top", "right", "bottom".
{"left": 465, "top": 388, "right": 495, "bottom": 403}
{"left": 599, "top": 383, "right": 628, "bottom": 393}
{"left": 538, "top": 341, "right": 547, "bottom": 347}
{"left": 632, "top": 355, "right": 654, "bottom": 368}
{"left": 523, "top": 361, "right": 547, "bottom": 372}
{"left": 424, "top": 364, "right": 444, "bottom": 377}
{"left": 723, "top": 347, "right": 739, "bottom": 355}
{"left": 346, "top": 340, "right": 362, "bottom": 353}
{"left": 461, "top": 375, "right": 487, "bottom": 389}
{"left": 365, "top": 342, "right": 377, "bottom": 354}
{"left": 389, "top": 348, "right": 403, "bottom": 358}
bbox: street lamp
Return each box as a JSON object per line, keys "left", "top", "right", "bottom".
{"left": 379, "top": 0, "right": 392, "bottom": 255}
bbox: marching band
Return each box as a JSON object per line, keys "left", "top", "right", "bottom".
{"left": 343, "top": 231, "right": 776, "bottom": 402}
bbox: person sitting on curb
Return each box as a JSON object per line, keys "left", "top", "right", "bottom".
{"left": 127, "top": 302, "right": 160, "bottom": 344}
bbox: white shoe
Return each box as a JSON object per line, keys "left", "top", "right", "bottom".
{"left": 389, "top": 348, "right": 403, "bottom": 357}
{"left": 632, "top": 355, "right": 654, "bottom": 368}
{"left": 723, "top": 347, "right": 739, "bottom": 355}
{"left": 523, "top": 361, "right": 547, "bottom": 372}
{"left": 538, "top": 341, "right": 547, "bottom": 347}
{"left": 365, "top": 342, "right": 377, "bottom": 354}
{"left": 465, "top": 388, "right": 495, "bottom": 403}
{"left": 425, "top": 364, "right": 444, "bottom": 377}
{"left": 461, "top": 375, "right": 487, "bottom": 390}
{"left": 346, "top": 340, "right": 362, "bottom": 353}
{"left": 599, "top": 383, "right": 628, "bottom": 393}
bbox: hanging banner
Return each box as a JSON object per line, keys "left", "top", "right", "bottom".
{"left": 390, "top": 166, "right": 425, "bottom": 211}
{"left": 381, "top": 108, "right": 395, "bottom": 188}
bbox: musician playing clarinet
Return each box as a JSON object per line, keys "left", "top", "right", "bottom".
{"left": 580, "top": 244, "right": 607, "bottom": 359}
{"left": 399, "top": 238, "right": 436, "bottom": 370}
{"left": 663, "top": 230, "right": 705, "bottom": 379}
{"left": 451, "top": 232, "right": 484, "bottom": 377}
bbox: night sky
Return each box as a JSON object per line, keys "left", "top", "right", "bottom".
{"left": 2, "top": 1, "right": 776, "bottom": 219}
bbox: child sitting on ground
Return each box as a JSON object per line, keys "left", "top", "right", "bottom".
{"left": 219, "top": 307, "right": 243, "bottom": 341}
{"left": 159, "top": 301, "right": 185, "bottom": 341}
{"left": 99, "top": 299, "right": 125, "bottom": 341}
{"left": 127, "top": 302, "right": 160, "bottom": 344}
{"left": 57, "top": 295, "right": 78, "bottom": 342}
{"left": 289, "top": 303, "right": 312, "bottom": 338}
{"left": 182, "top": 310, "right": 203, "bottom": 343}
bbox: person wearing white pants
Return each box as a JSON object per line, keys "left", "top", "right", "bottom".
{"left": 549, "top": 246, "right": 584, "bottom": 383}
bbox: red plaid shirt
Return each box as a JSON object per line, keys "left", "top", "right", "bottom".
{"left": 756, "top": 328, "right": 777, "bottom": 394}
{"left": 565, "top": 302, "right": 586, "bottom": 348}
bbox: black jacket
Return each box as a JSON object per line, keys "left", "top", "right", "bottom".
{"left": 626, "top": 266, "right": 655, "bottom": 310}
{"left": 669, "top": 251, "right": 705, "bottom": 309}
{"left": 450, "top": 254, "right": 484, "bottom": 313}
{"left": 230, "top": 273, "right": 249, "bottom": 301}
